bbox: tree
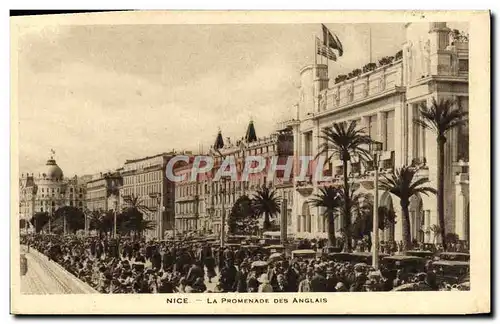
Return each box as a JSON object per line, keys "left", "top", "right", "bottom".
{"left": 379, "top": 166, "right": 437, "bottom": 251}
{"left": 429, "top": 224, "right": 441, "bottom": 244}
{"left": 251, "top": 186, "right": 281, "bottom": 231}
{"left": 30, "top": 212, "right": 49, "bottom": 233}
{"left": 415, "top": 97, "right": 468, "bottom": 250}
{"left": 122, "top": 194, "right": 154, "bottom": 238}
{"left": 228, "top": 195, "right": 259, "bottom": 235}
{"left": 53, "top": 206, "right": 85, "bottom": 234}
{"left": 352, "top": 202, "right": 397, "bottom": 241}
{"left": 336, "top": 187, "right": 372, "bottom": 245}
{"left": 317, "top": 120, "right": 372, "bottom": 252}
{"left": 19, "top": 219, "right": 27, "bottom": 231}
{"left": 309, "top": 186, "right": 342, "bottom": 247}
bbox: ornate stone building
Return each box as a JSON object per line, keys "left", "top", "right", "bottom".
{"left": 194, "top": 120, "right": 294, "bottom": 236}
{"left": 19, "top": 154, "right": 87, "bottom": 224}
{"left": 85, "top": 171, "right": 123, "bottom": 213}
{"left": 120, "top": 152, "right": 177, "bottom": 239}
{"left": 285, "top": 22, "right": 469, "bottom": 243}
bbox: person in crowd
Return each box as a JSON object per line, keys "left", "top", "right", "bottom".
{"left": 20, "top": 234, "right": 469, "bottom": 294}
{"left": 257, "top": 274, "right": 273, "bottom": 292}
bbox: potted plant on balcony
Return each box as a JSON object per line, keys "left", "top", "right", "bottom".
{"left": 335, "top": 74, "right": 348, "bottom": 84}
{"left": 394, "top": 50, "right": 403, "bottom": 61}
{"left": 348, "top": 68, "right": 362, "bottom": 79}
{"left": 362, "top": 62, "right": 377, "bottom": 74}
{"left": 378, "top": 56, "right": 395, "bottom": 66}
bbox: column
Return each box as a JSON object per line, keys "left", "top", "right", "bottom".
{"left": 377, "top": 111, "right": 386, "bottom": 149}
{"left": 424, "top": 210, "right": 431, "bottom": 243}
{"left": 454, "top": 174, "right": 469, "bottom": 240}
{"left": 393, "top": 204, "right": 403, "bottom": 242}
{"left": 407, "top": 103, "right": 415, "bottom": 163}
{"left": 394, "top": 94, "right": 406, "bottom": 166}
{"left": 419, "top": 104, "right": 426, "bottom": 161}
{"left": 360, "top": 116, "right": 369, "bottom": 133}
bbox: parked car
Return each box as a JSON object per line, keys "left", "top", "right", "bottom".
{"left": 437, "top": 252, "right": 470, "bottom": 262}
{"left": 406, "top": 250, "right": 435, "bottom": 259}
{"left": 291, "top": 249, "right": 317, "bottom": 260}
{"left": 433, "top": 260, "right": 470, "bottom": 285}
{"left": 382, "top": 255, "right": 426, "bottom": 274}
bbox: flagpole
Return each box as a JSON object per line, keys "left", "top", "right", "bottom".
{"left": 369, "top": 25, "right": 373, "bottom": 63}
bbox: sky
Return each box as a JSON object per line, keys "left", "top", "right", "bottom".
{"left": 16, "top": 21, "right": 469, "bottom": 177}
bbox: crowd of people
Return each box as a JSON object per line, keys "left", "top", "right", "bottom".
{"left": 21, "top": 234, "right": 469, "bottom": 294}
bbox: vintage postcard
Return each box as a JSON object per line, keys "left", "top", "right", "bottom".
{"left": 10, "top": 10, "right": 490, "bottom": 314}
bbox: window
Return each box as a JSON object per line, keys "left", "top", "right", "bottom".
{"left": 459, "top": 59, "right": 469, "bottom": 72}
{"left": 368, "top": 115, "right": 377, "bottom": 141}
{"left": 385, "top": 110, "right": 395, "bottom": 151}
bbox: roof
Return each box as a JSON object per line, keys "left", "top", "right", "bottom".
{"left": 292, "top": 249, "right": 316, "bottom": 254}
{"left": 438, "top": 252, "right": 470, "bottom": 256}
{"left": 245, "top": 120, "right": 257, "bottom": 143}
{"left": 383, "top": 255, "right": 424, "bottom": 261}
{"left": 433, "top": 260, "right": 470, "bottom": 266}
{"left": 124, "top": 152, "right": 176, "bottom": 164}
{"left": 214, "top": 130, "right": 224, "bottom": 150}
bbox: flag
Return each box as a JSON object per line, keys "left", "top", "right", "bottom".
{"left": 322, "top": 24, "right": 343, "bottom": 57}
{"left": 316, "top": 37, "right": 337, "bottom": 61}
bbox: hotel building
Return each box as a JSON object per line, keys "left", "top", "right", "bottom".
{"left": 120, "top": 152, "right": 177, "bottom": 239}
{"left": 19, "top": 154, "right": 87, "bottom": 223}
{"left": 284, "top": 22, "right": 469, "bottom": 243}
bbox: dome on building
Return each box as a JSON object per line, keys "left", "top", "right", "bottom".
{"left": 45, "top": 158, "right": 63, "bottom": 180}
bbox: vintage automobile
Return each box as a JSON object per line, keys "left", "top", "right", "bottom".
{"left": 259, "top": 238, "right": 282, "bottom": 246}
{"left": 433, "top": 260, "right": 470, "bottom": 285}
{"left": 327, "top": 252, "right": 388, "bottom": 264}
{"left": 263, "top": 245, "right": 285, "bottom": 254}
{"left": 382, "top": 255, "right": 427, "bottom": 274}
{"left": 436, "top": 252, "right": 470, "bottom": 262}
{"left": 406, "top": 250, "right": 435, "bottom": 259}
{"left": 268, "top": 252, "right": 285, "bottom": 263}
{"left": 391, "top": 282, "right": 434, "bottom": 291}
{"left": 350, "top": 252, "right": 389, "bottom": 264}
{"left": 291, "top": 249, "right": 317, "bottom": 260}
{"left": 241, "top": 244, "right": 266, "bottom": 255}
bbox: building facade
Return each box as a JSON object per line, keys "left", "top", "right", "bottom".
{"left": 286, "top": 22, "right": 469, "bottom": 243}
{"left": 85, "top": 171, "right": 123, "bottom": 213}
{"left": 199, "top": 120, "right": 294, "bottom": 236}
{"left": 120, "top": 152, "right": 177, "bottom": 239}
{"left": 19, "top": 155, "right": 87, "bottom": 223}
{"left": 173, "top": 157, "right": 202, "bottom": 234}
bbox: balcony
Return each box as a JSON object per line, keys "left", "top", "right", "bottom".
{"left": 295, "top": 175, "right": 313, "bottom": 195}
{"left": 316, "top": 61, "right": 403, "bottom": 116}
{"left": 175, "top": 195, "right": 198, "bottom": 202}
{"left": 275, "top": 118, "right": 301, "bottom": 132}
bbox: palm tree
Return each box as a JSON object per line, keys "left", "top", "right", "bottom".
{"left": 379, "top": 166, "right": 437, "bottom": 251}
{"left": 309, "top": 186, "right": 342, "bottom": 247}
{"left": 122, "top": 194, "right": 154, "bottom": 238}
{"left": 251, "top": 186, "right": 281, "bottom": 231}
{"left": 317, "top": 120, "right": 372, "bottom": 252}
{"left": 337, "top": 186, "right": 372, "bottom": 250}
{"left": 415, "top": 97, "right": 468, "bottom": 250}
{"left": 429, "top": 224, "right": 441, "bottom": 244}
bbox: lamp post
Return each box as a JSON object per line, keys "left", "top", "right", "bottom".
{"left": 149, "top": 192, "right": 162, "bottom": 240}
{"left": 220, "top": 176, "right": 232, "bottom": 248}
{"left": 113, "top": 200, "right": 118, "bottom": 238}
{"left": 370, "top": 140, "right": 383, "bottom": 269}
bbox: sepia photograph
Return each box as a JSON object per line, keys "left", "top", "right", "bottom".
{"left": 10, "top": 10, "right": 490, "bottom": 314}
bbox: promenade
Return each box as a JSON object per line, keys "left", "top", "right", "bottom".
{"left": 20, "top": 246, "right": 97, "bottom": 295}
